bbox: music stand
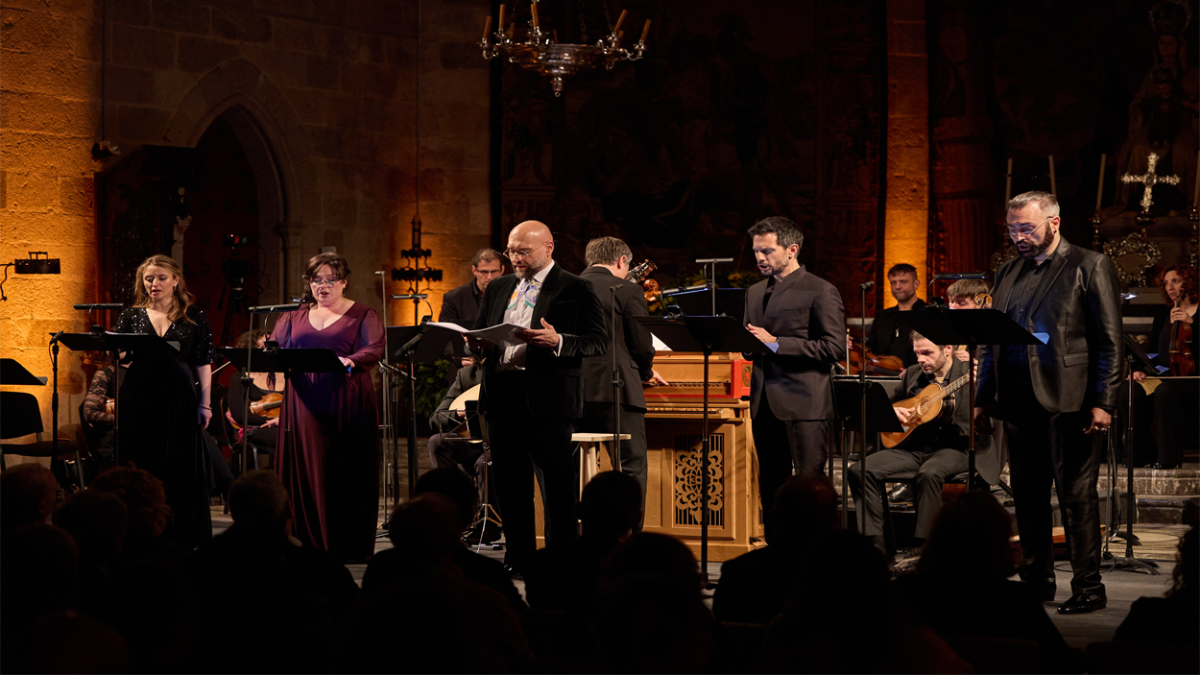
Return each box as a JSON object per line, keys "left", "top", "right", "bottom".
{"left": 635, "top": 315, "right": 769, "bottom": 585}
{"left": 1110, "top": 334, "right": 1170, "bottom": 575}
{"left": 95, "top": 332, "right": 182, "bottom": 467}
{"left": 0, "top": 358, "right": 48, "bottom": 386}
{"left": 903, "top": 308, "right": 1042, "bottom": 487}
{"left": 390, "top": 324, "right": 464, "bottom": 502}
{"left": 832, "top": 378, "right": 904, "bottom": 531}
{"left": 664, "top": 287, "right": 748, "bottom": 319}
{"left": 222, "top": 346, "right": 344, "bottom": 473}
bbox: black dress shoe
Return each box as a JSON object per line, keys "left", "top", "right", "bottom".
{"left": 1040, "top": 586, "right": 1058, "bottom": 603}
{"left": 502, "top": 563, "right": 524, "bottom": 579}
{"left": 888, "top": 484, "right": 914, "bottom": 503}
{"left": 1056, "top": 592, "right": 1106, "bottom": 614}
{"left": 1150, "top": 462, "right": 1177, "bottom": 470}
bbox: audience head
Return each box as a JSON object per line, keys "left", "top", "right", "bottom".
{"left": 603, "top": 531, "right": 701, "bottom": 591}
{"left": 1, "top": 611, "right": 129, "bottom": 674}
{"left": 90, "top": 465, "right": 172, "bottom": 538}
{"left": 386, "top": 494, "right": 461, "bottom": 564}
{"left": 228, "top": 470, "right": 291, "bottom": 533}
{"left": 579, "top": 470, "right": 644, "bottom": 541}
{"left": 1171, "top": 525, "right": 1197, "bottom": 598}
{"left": 415, "top": 467, "right": 476, "bottom": 532}
{"left": 1, "top": 463, "right": 59, "bottom": 535}
{"left": 53, "top": 489, "right": 127, "bottom": 570}
{"left": 917, "top": 490, "right": 1018, "bottom": 582}
{"left": 0, "top": 524, "right": 79, "bottom": 636}
{"left": 768, "top": 472, "right": 839, "bottom": 548}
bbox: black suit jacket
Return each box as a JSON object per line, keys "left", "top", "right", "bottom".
{"left": 439, "top": 279, "right": 483, "bottom": 327}
{"left": 579, "top": 266, "right": 656, "bottom": 409}
{"left": 866, "top": 299, "right": 928, "bottom": 367}
{"left": 976, "top": 238, "right": 1123, "bottom": 415}
{"left": 472, "top": 263, "right": 609, "bottom": 419}
{"left": 743, "top": 266, "right": 846, "bottom": 421}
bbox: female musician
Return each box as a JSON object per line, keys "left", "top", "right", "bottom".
{"left": 270, "top": 252, "right": 385, "bottom": 562}
{"left": 114, "top": 254, "right": 215, "bottom": 548}
{"left": 227, "top": 329, "right": 283, "bottom": 457}
{"left": 1133, "top": 265, "right": 1199, "bottom": 469}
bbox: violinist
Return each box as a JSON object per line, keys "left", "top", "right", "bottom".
{"left": 227, "top": 329, "right": 285, "bottom": 459}
{"left": 1131, "top": 265, "right": 1199, "bottom": 469}
{"left": 578, "top": 237, "right": 668, "bottom": 521}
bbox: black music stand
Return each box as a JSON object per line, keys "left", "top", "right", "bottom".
{"left": 0, "top": 358, "right": 48, "bottom": 385}
{"left": 96, "top": 332, "right": 182, "bottom": 467}
{"left": 635, "top": 315, "right": 769, "bottom": 585}
{"left": 832, "top": 379, "right": 904, "bottom": 531}
{"left": 222, "top": 347, "right": 344, "bottom": 473}
{"left": 903, "top": 308, "right": 1041, "bottom": 487}
{"left": 389, "top": 324, "right": 463, "bottom": 502}
{"left": 1110, "top": 334, "right": 1168, "bottom": 575}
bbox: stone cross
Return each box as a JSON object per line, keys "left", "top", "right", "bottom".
{"left": 1121, "top": 152, "right": 1181, "bottom": 213}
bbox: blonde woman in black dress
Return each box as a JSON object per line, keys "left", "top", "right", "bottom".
{"left": 114, "top": 254, "right": 215, "bottom": 548}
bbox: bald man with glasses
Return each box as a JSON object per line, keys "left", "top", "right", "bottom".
{"left": 467, "top": 221, "right": 609, "bottom": 575}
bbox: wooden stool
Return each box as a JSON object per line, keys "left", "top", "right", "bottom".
{"left": 571, "top": 432, "right": 631, "bottom": 497}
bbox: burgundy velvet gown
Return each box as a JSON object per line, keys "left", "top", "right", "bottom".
{"left": 271, "top": 302, "right": 385, "bottom": 561}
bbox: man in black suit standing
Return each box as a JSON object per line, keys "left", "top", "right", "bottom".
{"left": 469, "top": 221, "right": 608, "bottom": 573}
{"left": 744, "top": 217, "right": 846, "bottom": 521}
{"left": 577, "top": 237, "right": 667, "bottom": 518}
{"left": 975, "top": 191, "right": 1123, "bottom": 615}
{"left": 440, "top": 248, "right": 504, "bottom": 382}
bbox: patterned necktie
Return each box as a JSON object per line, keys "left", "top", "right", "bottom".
{"left": 509, "top": 278, "right": 539, "bottom": 312}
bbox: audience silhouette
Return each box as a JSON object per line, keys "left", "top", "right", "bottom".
{"left": 713, "top": 472, "right": 839, "bottom": 624}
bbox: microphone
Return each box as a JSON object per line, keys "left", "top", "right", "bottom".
{"left": 932, "top": 272, "right": 986, "bottom": 280}
{"left": 391, "top": 294, "right": 429, "bottom": 300}
{"left": 374, "top": 270, "right": 385, "bottom": 275}
{"left": 395, "top": 331, "right": 424, "bottom": 358}
{"left": 859, "top": 281, "right": 875, "bottom": 290}
{"left": 248, "top": 303, "right": 302, "bottom": 313}
{"left": 74, "top": 303, "right": 123, "bottom": 310}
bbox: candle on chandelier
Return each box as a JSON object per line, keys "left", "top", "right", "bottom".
{"left": 1194, "top": 150, "right": 1200, "bottom": 205}
{"left": 482, "top": 15, "right": 492, "bottom": 41}
{"left": 530, "top": 3, "right": 539, "bottom": 29}
{"left": 1005, "top": 158, "right": 1012, "bottom": 203}
{"left": 639, "top": 19, "right": 651, "bottom": 43}
{"left": 613, "top": 9, "right": 628, "bottom": 36}
{"left": 497, "top": 4, "right": 507, "bottom": 32}
{"left": 1095, "top": 153, "right": 1106, "bottom": 213}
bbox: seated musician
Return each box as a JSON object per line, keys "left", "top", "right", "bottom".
{"left": 426, "top": 356, "right": 499, "bottom": 540}
{"left": 857, "top": 263, "right": 927, "bottom": 368}
{"left": 82, "top": 354, "right": 125, "bottom": 459}
{"left": 848, "top": 330, "right": 980, "bottom": 556}
{"left": 1129, "top": 265, "right": 1199, "bottom": 469}
{"left": 227, "top": 330, "right": 284, "bottom": 457}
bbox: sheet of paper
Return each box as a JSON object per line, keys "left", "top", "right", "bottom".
{"left": 651, "top": 333, "right": 671, "bottom": 352}
{"left": 428, "top": 321, "right": 527, "bottom": 348}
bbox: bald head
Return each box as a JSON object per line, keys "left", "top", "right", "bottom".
{"left": 507, "top": 220, "right": 555, "bottom": 279}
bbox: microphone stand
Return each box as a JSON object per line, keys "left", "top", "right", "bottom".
{"left": 392, "top": 293, "right": 428, "bottom": 500}
{"left": 858, "top": 282, "right": 870, "bottom": 536}
{"left": 609, "top": 285, "right": 623, "bottom": 473}
{"left": 376, "top": 271, "right": 400, "bottom": 533}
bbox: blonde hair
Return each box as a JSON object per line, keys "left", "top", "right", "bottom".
{"left": 131, "top": 255, "right": 196, "bottom": 325}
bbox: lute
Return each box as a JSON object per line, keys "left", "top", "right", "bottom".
{"left": 879, "top": 371, "right": 971, "bottom": 449}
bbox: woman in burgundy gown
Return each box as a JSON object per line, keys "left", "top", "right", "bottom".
{"left": 271, "top": 253, "right": 385, "bottom": 561}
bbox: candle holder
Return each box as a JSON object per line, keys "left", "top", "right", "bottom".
{"left": 1189, "top": 204, "right": 1198, "bottom": 268}
{"left": 1090, "top": 211, "right": 1104, "bottom": 251}
{"left": 481, "top": 3, "right": 649, "bottom": 96}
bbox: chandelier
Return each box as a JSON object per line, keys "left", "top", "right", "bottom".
{"left": 480, "top": 2, "right": 649, "bottom": 96}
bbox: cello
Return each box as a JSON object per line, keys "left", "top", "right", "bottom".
{"left": 1168, "top": 296, "right": 1196, "bottom": 376}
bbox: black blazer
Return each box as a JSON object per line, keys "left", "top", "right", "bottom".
{"left": 579, "top": 266, "right": 656, "bottom": 409}
{"left": 472, "top": 263, "right": 609, "bottom": 419}
{"left": 866, "top": 299, "right": 928, "bottom": 367}
{"left": 439, "top": 279, "right": 483, "bottom": 327}
{"left": 976, "top": 238, "right": 1123, "bottom": 415}
{"left": 743, "top": 266, "right": 846, "bottom": 421}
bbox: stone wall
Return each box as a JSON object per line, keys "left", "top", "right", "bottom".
{"left": 1, "top": 0, "right": 491, "bottom": 458}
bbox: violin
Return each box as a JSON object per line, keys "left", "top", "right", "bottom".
{"left": 1169, "top": 298, "right": 1196, "bottom": 376}
{"left": 628, "top": 259, "right": 660, "bottom": 304}
{"left": 839, "top": 329, "right": 905, "bottom": 376}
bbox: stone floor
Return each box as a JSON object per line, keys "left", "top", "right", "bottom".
{"left": 209, "top": 506, "right": 1186, "bottom": 651}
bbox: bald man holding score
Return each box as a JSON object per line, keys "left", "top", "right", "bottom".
{"left": 467, "top": 221, "right": 609, "bottom": 575}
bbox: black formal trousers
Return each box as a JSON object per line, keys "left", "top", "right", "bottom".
{"left": 847, "top": 446, "right": 967, "bottom": 540}
{"left": 1004, "top": 382, "right": 1105, "bottom": 595}
{"left": 753, "top": 394, "right": 828, "bottom": 512}
{"left": 576, "top": 402, "right": 648, "bottom": 520}
{"left": 486, "top": 370, "right": 578, "bottom": 567}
